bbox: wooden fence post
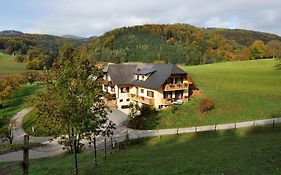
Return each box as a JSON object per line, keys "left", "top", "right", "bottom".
{"left": 93, "top": 136, "right": 97, "bottom": 166}
{"left": 104, "top": 138, "right": 106, "bottom": 160}
{"left": 110, "top": 137, "right": 113, "bottom": 150}
{"left": 72, "top": 130, "right": 78, "bottom": 175}
{"left": 23, "top": 135, "right": 29, "bottom": 175}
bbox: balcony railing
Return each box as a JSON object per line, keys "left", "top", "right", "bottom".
{"left": 130, "top": 94, "right": 154, "bottom": 105}
{"left": 163, "top": 83, "right": 189, "bottom": 91}
{"left": 161, "top": 96, "right": 188, "bottom": 105}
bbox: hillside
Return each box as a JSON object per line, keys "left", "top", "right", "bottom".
{"left": 207, "top": 28, "right": 281, "bottom": 46}
{"left": 129, "top": 59, "right": 281, "bottom": 129}
{"left": 86, "top": 24, "right": 281, "bottom": 64}
{"left": 1, "top": 24, "right": 281, "bottom": 69}
{"left": 0, "top": 30, "right": 24, "bottom": 36}
{"left": 0, "top": 32, "right": 82, "bottom": 70}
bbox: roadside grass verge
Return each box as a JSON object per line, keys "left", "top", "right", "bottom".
{"left": 23, "top": 109, "right": 67, "bottom": 137}
{"left": 2, "top": 124, "right": 281, "bottom": 175}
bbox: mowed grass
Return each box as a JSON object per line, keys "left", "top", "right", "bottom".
{"left": 0, "top": 53, "right": 26, "bottom": 74}
{"left": 148, "top": 59, "right": 281, "bottom": 129}
{"left": 3, "top": 125, "right": 281, "bottom": 175}
{"left": 0, "top": 83, "right": 42, "bottom": 135}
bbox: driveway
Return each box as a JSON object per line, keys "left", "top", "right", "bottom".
{"left": 107, "top": 108, "right": 129, "bottom": 126}
{"left": 0, "top": 108, "right": 129, "bottom": 162}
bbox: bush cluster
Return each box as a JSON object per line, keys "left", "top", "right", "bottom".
{"left": 199, "top": 98, "right": 215, "bottom": 113}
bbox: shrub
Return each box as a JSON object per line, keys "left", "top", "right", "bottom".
{"left": 170, "top": 105, "right": 178, "bottom": 114}
{"left": 199, "top": 98, "right": 215, "bottom": 113}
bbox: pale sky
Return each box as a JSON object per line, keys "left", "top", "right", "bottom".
{"left": 1, "top": 0, "right": 280, "bottom": 37}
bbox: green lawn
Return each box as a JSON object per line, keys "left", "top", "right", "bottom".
{"left": 0, "top": 83, "right": 42, "bottom": 135}
{"left": 0, "top": 53, "right": 26, "bottom": 74}
{"left": 140, "top": 59, "right": 281, "bottom": 129}
{"left": 3, "top": 125, "right": 281, "bottom": 175}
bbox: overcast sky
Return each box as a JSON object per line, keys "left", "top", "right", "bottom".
{"left": 1, "top": 0, "right": 280, "bottom": 37}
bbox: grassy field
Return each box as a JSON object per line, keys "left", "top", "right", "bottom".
{"left": 140, "top": 59, "right": 281, "bottom": 129}
{"left": 0, "top": 53, "right": 26, "bottom": 74}
{"left": 0, "top": 83, "right": 42, "bottom": 135}
{"left": 2, "top": 125, "right": 281, "bottom": 175}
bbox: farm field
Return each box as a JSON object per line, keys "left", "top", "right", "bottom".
{"left": 2, "top": 125, "right": 281, "bottom": 175}
{"left": 140, "top": 59, "right": 281, "bottom": 129}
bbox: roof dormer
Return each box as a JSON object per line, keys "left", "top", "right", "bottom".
{"left": 134, "top": 68, "right": 156, "bottom": 81}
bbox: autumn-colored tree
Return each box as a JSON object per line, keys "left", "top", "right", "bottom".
{"left": 265, "top": 40, "right": 281, "bottom": 58}
{"left": 33, "top": 45, "right": 115, "bottom": 174}
{"left": 249, "top": 40, "right": 265, "bottom": 60}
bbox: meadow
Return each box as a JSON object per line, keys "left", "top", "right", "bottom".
{"left": 0, "top": 53, "right": 25, "bottom": 74}
{"left": 0, "top": 83, "right": 42, "bottom": 135}
{"left": 141, "top": 59, "right": 281, "bottom": 129}
{"left": 2, "top": 125, "right": 281, "bottom": 175}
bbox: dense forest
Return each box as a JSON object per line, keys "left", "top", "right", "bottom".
{"left": 1, "top": 24, "right": 281, "bottom": 69}
{"left": 0, "top": 31, "right": 83, "bottom": 70}
{"left": 86, "top": 24, "right": 281, "bottom": 65}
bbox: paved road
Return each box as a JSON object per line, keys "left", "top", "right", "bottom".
{"left": 1, "top": 108, "right": 281, "bottom": 162}
{"left": 0, "top": 108, "right": 130, "bottom": 162}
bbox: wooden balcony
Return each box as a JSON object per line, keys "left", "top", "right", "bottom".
{"left": 102, "top": 80, "right": 113, "bottom": 86}
{"left": 161, "top": 96, "right": 189, "bottom": 105}
{"left": 163, "top": 83, "right": 189, "bottom": 91}
{"left": 130, "top": 94, "right": 154, "bottom": 105}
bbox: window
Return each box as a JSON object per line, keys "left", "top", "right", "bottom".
{"left": 126, "top": 99, "right": 130, "bottom": 102}
{"left": 164, "top": 91, "right": 172, "bottom": 99}
{"left": 121, "top": 105, "right": 129, "bottom": 109}
{"left": 166, "top": 78, "right": 174, "bottom": 84}
{"left": 119, "top": 99, "right": 123, "bottom": 102}
{"left": 147, "top": 91, "right": 154, "bottom": 97}
{"left": 141, "top": 89, "right": 144, "bottom": 93}
{"left": 111, "top": 86, "right": 115, "bottom": 92}
{"left": 175, "top": 77, "right": 183, "bottom": 84}
{"left": 121, "top": 87, "right": 129, "bottom": 93}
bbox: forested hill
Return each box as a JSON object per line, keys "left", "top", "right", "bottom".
{"left": 206, "top": 28, "right": 281, "bottom": 46}
{"left": 0, "top": 32, "right": 83, "bottom": 70}
{"left": 1, "top": 24, "right": 281, "bottom": 69}
{"left": 86, "top": 24, "right": 281, "bottom": 65}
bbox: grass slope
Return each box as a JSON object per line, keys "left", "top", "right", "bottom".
{"left": 3, "top": 125, "right": 281, "bottom": 175}
{"left": 0, "top": 83, "right": 42, "bottom": 135}
{"left": 144, "top": 59, "right": 281, "bottom": 129}
{"left": 0, "top": 53, "right": 25, "bottom": 74}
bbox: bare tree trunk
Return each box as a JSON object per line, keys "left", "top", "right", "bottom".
{"left": 72, "top": 128, "right": 78, "bottom": 175}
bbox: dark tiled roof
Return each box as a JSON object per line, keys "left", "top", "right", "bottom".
{"left": 106, "top": 64, "right": 137, "bottom": 85}
{"left": 103, "top": 63, "right": 187, "bottom": 90}
{"left": 134, "top": 68, "right": 157, "bottom": 75}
